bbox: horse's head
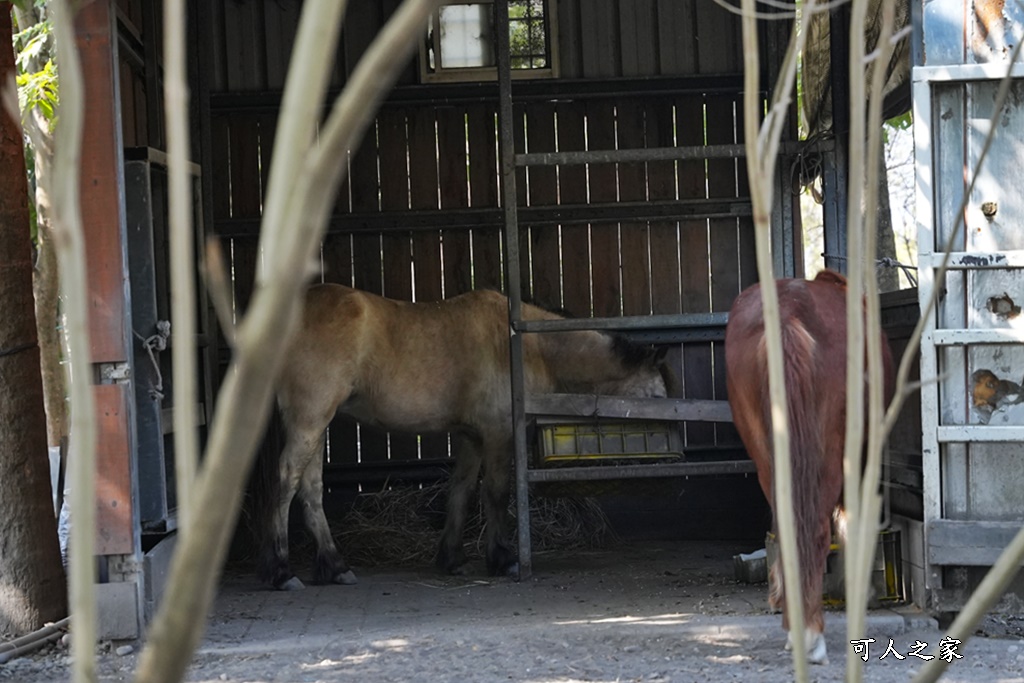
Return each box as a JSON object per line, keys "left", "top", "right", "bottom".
{"left": 592, "top": 336, "right": 675, "bottom": 398}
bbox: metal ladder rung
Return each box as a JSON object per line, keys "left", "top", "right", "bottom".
{"left": 923, "top": 251, "right": 1024, "bottom": 269}
{"left": 931, "top": 329, "right": 1024, "bottom": 345}
{"left": 937, "top": 425, "right": 1024, "bottom": 443}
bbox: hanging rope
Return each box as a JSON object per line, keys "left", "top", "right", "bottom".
{"left": 134, "top": 320, "right": 171, "bottom": 401}
{"left": 791, "top": 131, "right": 832, "bottom": 204}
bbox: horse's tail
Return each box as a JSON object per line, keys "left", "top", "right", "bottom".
{"left": 765, "top": 314, "right": 829, "bottom": 634}
{"left": 246, "top": 399, "right": 285, "bottom": 581}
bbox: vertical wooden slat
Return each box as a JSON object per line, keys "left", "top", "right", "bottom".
{"left": 706, "top": 95, "right": 741, "bottom": 447}
{"left": 347, "top": 125, "right": 389, "bottom": 465}
{"left": 263, "top": 0, "right": 300, "bottom": 91}
{"left": 222, "top": 0, "right": 267, "bottom": 91}
{"left": 409, "top": 107, "right": 443, "bottom": 300}
{"left": 706, "top": 95, "right": 741, "bottom": 313}
{"left": 556, "top": 0, "right": 582, "bottom": 78}
{"left": 646, "top": 97, "right": 685, "bottom": 393}
{"left": 526, "top": 103, "right": 560, "bottom": 308}
{"left": 407, "top": 107, "right": 449, "bottom": 460}
{"left": 379, "top": 108, "right": 413, "bottom": 298}
{"left": 676, "top": 94, "right": 713, "bottom": 446}
{"left": 695, "top": 1, "right": 740, "bottom": 74}
{"left": 619, "top": 0, "right": 658, "bottom": 77}
{"left": 119, "top": 62, "right": 137, "bottom": 147}
{"left": 437, "top": 106, "right": 471, "bottom": 295}
{"left": 580, "top": 0, "right": 620, "bottom": 78}
{"left": 377, "top": 107, "right": 418, "bottom": 462}
{"left": 350, "top": 132, "right": 382, "bottom": 294}
{"left": 587, "top": 99, "right": 620, "bottom": 317}
{"left": 210, "top": 116, "right": 231, "bottom": 224}
{"left": 617, "top": 100, "right": 651, "bottom": 316}
{"left": 467, "top": 104, "right": 502, "bottom": 292}
{"left": 647, "top": 98, "right": 681, "bottom": 316}
{"left": 340, "top": 1, "right": 380, "bottom": 87}
{"left": 227, "top": 116, "right": 262, "bottom": 316}
{"left": 132, "top": 68, "right": 148, "bottom": 146}
{"left": 512, "top": 103, "right": 531, "bottom": 299}
{"left": 258, "top": 113, "right": 277, "bottom": 213}
{"left": 557, "top": 101, "right": 590, "bottom": 315}
{"left": 209, "top": 0, "right": 227, "bottom": 91}
{"left": 657, "top": 0, "right": 697, "bottom": 75}
{"left": 322, "top": 233, "right": 357, "bottom": 466}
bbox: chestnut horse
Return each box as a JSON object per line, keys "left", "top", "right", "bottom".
{"left": 259, "top": 283, "right": 673, "bottom": 590}
{"left": 724, "top": 270, "right": 894, "bottom": 664}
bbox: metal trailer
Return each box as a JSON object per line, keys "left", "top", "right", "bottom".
{"left": 914, "top": 0, "right": 1024, "bottom": 612}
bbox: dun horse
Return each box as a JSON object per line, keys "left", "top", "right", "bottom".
{"left": 259, "top": 283, "right": 673, "bottom": 590}
{"left": 724, "top": 270, "right": 894, "bottom": 664}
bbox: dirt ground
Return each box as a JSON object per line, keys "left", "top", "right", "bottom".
{"left": 3, "top": 539, "right": 1024, "bottom": 682}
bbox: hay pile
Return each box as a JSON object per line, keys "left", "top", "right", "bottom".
{"left": 333, "top": 481, "right": 618, "bottom": 568}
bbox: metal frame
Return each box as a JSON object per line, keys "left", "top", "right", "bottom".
{"left": 914, "top": 12, "right": 1024, "bottom": 607}
{"left": 494, "top": 1, "right": 797, "bottom": 579}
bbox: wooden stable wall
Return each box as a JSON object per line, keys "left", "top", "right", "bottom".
{"left": 202, "top": 1, "right": 769, "bottom": 485}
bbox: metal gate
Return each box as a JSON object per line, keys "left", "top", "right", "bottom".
{"left": 914, "top": 0, "right": 1024, "bottom": 611}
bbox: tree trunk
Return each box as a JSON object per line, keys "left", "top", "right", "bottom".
{"left": 876, "top": 150, "right": 900, "bottom": 292}
{"left": 0, "top": 8, "right": 68, "bottom": 636}
{"left": 33, "top": 218, "right": 67, "bottom": 448}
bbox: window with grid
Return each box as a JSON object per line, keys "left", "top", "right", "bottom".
{"left": 420, "top": 0, "right": 558, "bottom": 82}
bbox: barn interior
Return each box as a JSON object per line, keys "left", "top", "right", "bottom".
{"left": 63, "top": 0, "right": 930, "bottom": 640}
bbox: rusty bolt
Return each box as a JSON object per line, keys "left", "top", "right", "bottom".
{"left": 981, "top": 202, "right": 998, "bottom": 218}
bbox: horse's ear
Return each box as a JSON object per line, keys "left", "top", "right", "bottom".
{"left": 652, "top": 345, "right": 669, "bottom": 366}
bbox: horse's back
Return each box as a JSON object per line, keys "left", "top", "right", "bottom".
{"left": 280, "top": 284, "right": 517, "bottom": 434}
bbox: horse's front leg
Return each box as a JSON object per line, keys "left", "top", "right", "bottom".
{"left": 437, "top": 434, "right": 482, "bottom": 574}
{"left": 481, "top": 436, "right": 517, "bottom": 578}
{"left": 298, "top": 439, "right": 357, "bottom": 586}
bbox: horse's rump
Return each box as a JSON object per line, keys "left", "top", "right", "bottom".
{"left": 724, "top": 270, "right": 894, "bottom": 661}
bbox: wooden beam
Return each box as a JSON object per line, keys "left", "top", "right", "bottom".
{"left": 76, "top": 0, "right": 135, "bottom": 556}
{"left": 77, "top": 0, "right": 129, "bottom": 364}
{"left": 927, "top": 520, "right": 1024, "bottom": 567}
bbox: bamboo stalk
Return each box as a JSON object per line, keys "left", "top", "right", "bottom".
{"left": 739, "top": 1, "right": 821, "bottom": 679}
{"left": 844, "top": 4, "right": 897, "bottom": 682}
{"left": 49, "top": 3, "right": 94, "bottom": 683}
{"left": 164, "top": 0, "right": 198, "bottom": 537}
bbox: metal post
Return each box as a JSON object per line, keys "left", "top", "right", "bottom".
{"left": 822, "top": 4, "right": 850, "bottom": 273}
{"left": 494, "top": 0, "right": 533, "bottom": 580}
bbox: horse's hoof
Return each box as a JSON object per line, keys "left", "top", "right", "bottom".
{"left": 333, "top": 569, "right": 358, "bottom": 585}
{"left": 785, "top": 631, "right": 828, "bottom": 665}
{"left": 807, "top": 633, "right": 828, "bottom": 665}
{"left": 277, "top": 576, "right": 306, "bottom": 591}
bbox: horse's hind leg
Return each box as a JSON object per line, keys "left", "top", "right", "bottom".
{"left": 298, "top": 443, "right": 356, "bottom": 585}
{"left": 437, "top": 434, "right": 482, "bottom": 574}
{"left": 261, "top": 425, "right": 324, "bottom": 591}
{"left": 481, "top": 436, "right": 517, "bottom": 578}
